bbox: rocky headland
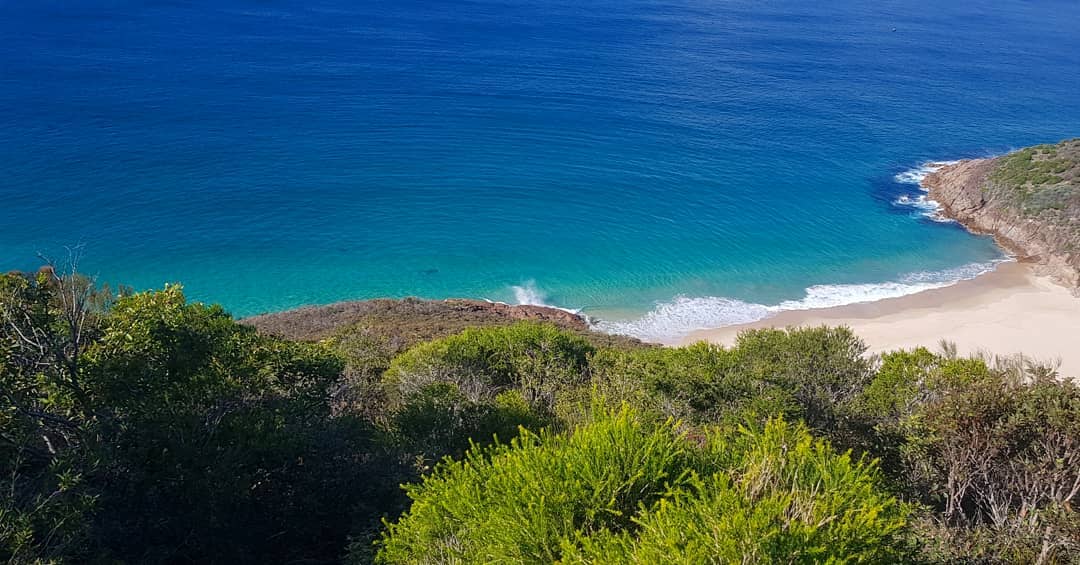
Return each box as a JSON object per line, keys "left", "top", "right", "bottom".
{"left": 241, "top": 297, "right": 646, "bottom": 351}
{"left": 922, "top": 138, "right": 1080, "bottom": 290}
{"left": 243, "top": 297, "right": 591, "bottom": 339}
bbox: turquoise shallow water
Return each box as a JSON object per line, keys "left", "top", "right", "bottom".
{"left": 2, "top": 0, "right": 1079, "bottom": 339}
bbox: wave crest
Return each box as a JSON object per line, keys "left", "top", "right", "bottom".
{"left": 508, "top": 280, "right": 582, "bottom": 315}
{"left": 592, "top": 297, "right": 771, "bottom": 341}
{"left": 512, "top": 260, "right": 1008, "bottom": 342}
{"left": 511, "top": 280, "right": 549, "bottom": 306}
{"left": 892, "top": 194, "right": 954, "bottom": 222}
{"left": 893, "top": 160, "right": 959, "bottom": 185}
{"left": 892, "top": 161, "right": 961, "bottom": 222}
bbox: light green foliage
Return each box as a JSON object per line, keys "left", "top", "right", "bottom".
{"left": 567, "top": 418, "right": 910, "bottom": 564}
{"left": 376, "top": 409, "right": 911, "bottom": 564}
{"left": 378, "top": 407, "right": 691, "bottom": 564}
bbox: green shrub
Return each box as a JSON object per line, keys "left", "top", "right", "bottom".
{"left": 582, "top": 341, "right": 796, "bottom": 426}
{"left": 855, "top": 347, "right": 1080, "bottom": 562}
{"left": 375, "top": 408, "right": 911, "bottom": 564}
{"left": 384, "top": 322, "right": 592, "bottom": 410}
{"left": 567, "top": 419, "right": 912, "bottom": 564}
{"left": 732, "top": 326, "right": 872, "bottom": 431}
{"left": 1, "top": 277, "right": 395, "bottom": 564}
{"left": 381, "top": 323, "right": 592, "bottom": 458}
{"left": 910, "top": 373, "right": 1080, "bottom": 562}
{"left": 391, "top": 384, "right": 553, "bottom": 461}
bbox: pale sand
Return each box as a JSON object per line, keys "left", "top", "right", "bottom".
{"left": 679, "top": 262, "right": 1080, "bottom": 379}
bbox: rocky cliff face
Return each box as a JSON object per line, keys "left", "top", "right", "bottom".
{"left": 922, "top": 140, "right": 1080, "bottom": 290}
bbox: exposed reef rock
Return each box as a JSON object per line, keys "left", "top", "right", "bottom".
{"left": 923, "top": 139, "right": 1080, "bottom": 291}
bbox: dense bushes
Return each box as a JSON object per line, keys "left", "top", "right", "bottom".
{"left": 382, "top": 323, "right": 592, "bottom": 459}
{"left": 584, "top": 327, "right": 870, "bottom": 431}
{"left": 0, "top": 274, "right": 397, "bottom": 563}
{"left": 376, "top": 409, "right": 911, "bottom": 564}
{"left": 3, "top": 269, "right": 1078, "bottom": 563}
{"left": 384, "top": 323, "right": 593, "bottom": 413}
{"left": 858, "top": 348, "right": 1080, "bottom": 562}
{"left": 369, "top": 326, "right": 1080, "bottom": 564}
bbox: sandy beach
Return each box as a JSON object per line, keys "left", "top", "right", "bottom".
{"left": 680, "top": 261, "right": 1080, "bottom": 379}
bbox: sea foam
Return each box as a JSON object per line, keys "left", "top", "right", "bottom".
{"left": 893, "top": 161, "right": 960, "bottom": 185}
{"left": 592, "top": 296, "right": 771, "bottom": 341}
{"left": 511, "top": 280, "right": 549, "bottom": 306}
{"left": 507, "top": 280, "right": 583, "bottom": 315}
{"left": 515, "top": 259, "right": 1010, "bottom": 342}
{"left": 892, "top": 161, "right": 960, "bottom": 222}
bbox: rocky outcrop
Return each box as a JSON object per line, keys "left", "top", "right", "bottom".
{"left": 443, "top": 299, "right": 589, "bottom": 329}
{"left": 922, "top": 140, "right": 1080, "bottom": 290}
{"left": 242, "top": 297, "right": 589, "bottom": 342}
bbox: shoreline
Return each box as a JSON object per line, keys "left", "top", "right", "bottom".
{"left": 678, "top": 145, "right": 1080, "bottom": 378}
{"left": 678, "top": 260, "right": 1080, "bottom": 378}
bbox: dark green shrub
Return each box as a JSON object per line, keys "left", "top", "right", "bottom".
{"left": 582, "top": 341, "right": 795, "bottom": 425}
{"left": 384, "top": 322, "right": 592, "bottom": 407}
{"left": 392, "top": 384, "right": 552, "bottom": 461}
{"left": 855, "top": 347, "right": 1080, "bottom": 562}
{"left": 1, "top": 277, "right": 396, "bottom": 564}
{"left": 732, "top": 326, "right": 872, "bottom": 432}
{"left": 382, "top": 323, "right": 592, "bottom": 458}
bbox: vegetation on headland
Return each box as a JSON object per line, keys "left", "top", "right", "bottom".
{"left": 3, "top": 267, "right": 1079, "bottom": 563}
{"left": 989, "top": 139, "right": 1080, "bottom": 215}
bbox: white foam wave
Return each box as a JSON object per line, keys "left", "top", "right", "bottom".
{"left": 511, "top": 280, "right": 548, "bottom": 306}
{"left": 776, "top": 279, "right": 951, "bottom": 311}
{"left": 893, "top": 160, "right": 960, "bottom": 185}
{"left": 589, "top": 259, "right": 1011, "bottom": 342}
{"left": 592, "top": 296, "right": 771, "bottom": 341}
{"left": 507, "top": 280, "right": 582, "bottom": 315}
{"left": 899, "top": 258, "right": 1012, "bottom": 283}
{"left": 893, "top": 160, "right": 962, "bottom": 222}
{"left": 893, "top": 194, "right": 954, "bottom": 223}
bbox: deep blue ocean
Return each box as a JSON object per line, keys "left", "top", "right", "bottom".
{"left": 3, "top": 0, "right": 1079, "bottom": 339}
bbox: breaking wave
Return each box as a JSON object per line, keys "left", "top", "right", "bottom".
{"left": 505, "top": 280, "right": 582, "bottom": 315}
{"left": 536, "top": 259, "right": 1010, "bottom": 342}
{"left": 893, "top": 160, "right": 960, "bottom": 185}
{"left": 892, "top": 161, "right": 961, "bottom": 222}
{"left": 511, "top": 280, "right": 550, "bottom": 306}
